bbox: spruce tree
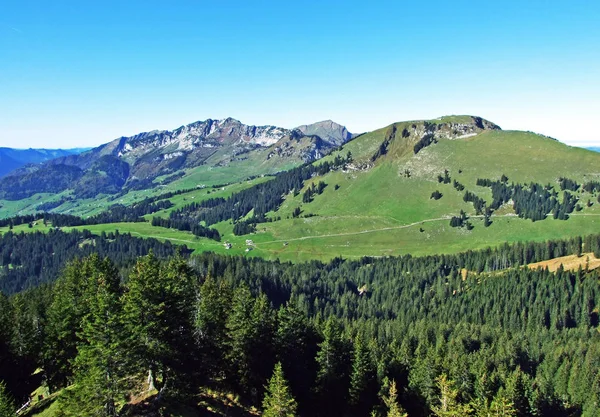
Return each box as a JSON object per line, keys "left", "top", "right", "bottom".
{"left": 226, "top": 284, "right": 256, "bottom": 394}
{"left": 382, "top": 380, "right": 408, "bottom": 417}
{"left": 194, "top": 275, "right": 233, "bottom": 379}
{"left": 0, "top": 381, "right": 15, "bottom": 417}
{"left": 275, "top": 302, "right": 317, "bottom": 409}
{"left": 349, "top": 336, "right": 377, "bottom": 415}
{"left": 248, "top": 293, "right": 276, "bottom": 402}
{"left": 60, "top": 255, "right": 128, "bottom": 417}
{"left": 315, "top": 317, "right": 351, "bottom": 416}
{"left": 124, "top": 253, "right": 196, "bottom": 395}
{"left": 0, "top": 294, "right": 14, "bottom": 395}
{"left": 431, "top": 374, "right": 473, "bottom": 417}
{"left": 44, "top": 259, "right": 91, "bottom": 390}
{"left": 262, "top": 362, "right": 297, "bottom": 417}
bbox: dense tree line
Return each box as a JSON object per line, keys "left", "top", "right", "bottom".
{"left": 582, "top": 180, "right": 600, "bottom": 194}
{"left": 3, "top": 232, "right": 600, "bottom": 415}
{"left": 475, "top": 178, "right": 579, "bottom": 221}
{"left": 233, "top": 220, "right": 257, "bottom": 235}
{"left": 35, "top": 196, "right": 73, "bottom": 212}
{"left": 151, "top": 216, "right": 221, "bottom": 240}
{"left": 558, "top": 177, "right": 580, "bottom": 192}
{"left": 0, "top": 200, "right": 173, "bottom": 229}
{"left": 0, "top": 229, "right": 189, "bottom": 294}
{"left": 0, "top": 164, "right": 84, "bottom": 200}
{"left": 165, "top": 153, "right": 351, "bottom": 231}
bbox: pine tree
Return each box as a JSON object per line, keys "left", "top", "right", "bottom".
{"left": 349, "top": 336, "right": 377, "bottom": 415}
{"left": 315, "top": 317, "right": 351, "bottom": 416}
{"left": 124, "top": 253, "right": 196, "bottom": 395}
{"left": 382, "top": 380, "right": 408, "bottom": 417}
{"left": 44, "top": 259, "right": 91, "bottom": 390}
{"left": 226, "top": 284, "right": 256, "bottom": 394}
{"left": 275, "top": 302, "right": 317, "bottom": 408}
{"left": 0, "top": 381, "right": 15, "bottom": 417}
{"left": 0, "top": 294, "right": 14, "bottom": 395}
{"left": 60, "top": 255, "right": 129, "bottom": 417}
{"left": 194, "top": 275, "right": 233, "bottom": 379}
{"left": 248, "top": 293, "right": 276, "bottom": 401}
{"left": 489, "top": 391, "right": 516, "bottom": 417}
{"left": 262, "top": 362, "right": 297, "bottom": 417}
{"left": 432, "top": 374, "right": 473, "bottom": 417}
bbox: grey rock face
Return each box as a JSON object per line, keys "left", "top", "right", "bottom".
{"left": 295, "top": 120, "right": 354, "bottom": 147}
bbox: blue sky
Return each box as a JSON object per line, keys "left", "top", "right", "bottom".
{"left": 1, "top": 0, "right": 599, "bottom": 148}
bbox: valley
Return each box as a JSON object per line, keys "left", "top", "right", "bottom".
{"left": 2, "top": 115, "right": 599, "bottom": 263}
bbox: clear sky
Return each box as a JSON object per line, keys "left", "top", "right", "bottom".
{"left": 1, "top": 0, "right": 599, "bottom": 149}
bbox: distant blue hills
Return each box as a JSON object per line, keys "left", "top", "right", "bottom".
{"left": 587, "top": 147, "right": 600, "bottom": 153}
{"left": 0, "top": 147, "right": 90, "bottom": 178}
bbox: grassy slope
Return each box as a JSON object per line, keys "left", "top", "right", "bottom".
{"left": 0, "top": 139, "right": 296, "bottom": 219}
{"left": 3, "top": 122, "right": 600, "bottom": 263}
{"left": 0, "top": 175, "right": 272, "bottom": 219}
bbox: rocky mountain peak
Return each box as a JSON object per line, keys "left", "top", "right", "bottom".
{"left": 295, "top": 120, "right": 353, "bottom": 147}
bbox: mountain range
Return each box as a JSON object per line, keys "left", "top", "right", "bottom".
{"left": 0, "top": 147, "right": 88, "bottom": 178}
{"left": 2, "top": 114, "right": 600, "bottom": 263}
{"left": 0, "top": 118, "right": 353, "bottom": 200}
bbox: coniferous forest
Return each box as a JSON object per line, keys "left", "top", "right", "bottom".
{"left": 1, "top": 233, "right": 600, "bottom": 416}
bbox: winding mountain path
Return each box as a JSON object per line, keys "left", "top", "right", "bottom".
{"left": 256, "top": 213, "right": 519, "bottom": 245}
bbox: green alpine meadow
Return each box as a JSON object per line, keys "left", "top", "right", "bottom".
{"left": 2, "top": 1, "right": 600, "bottom": 416}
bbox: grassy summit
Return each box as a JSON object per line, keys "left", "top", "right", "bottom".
{"left": 2, "top": 116, "right": 600, "bottom": 262}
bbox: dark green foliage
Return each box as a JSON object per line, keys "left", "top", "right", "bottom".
{"left": 431, "top": 190, "right": 443, "bottom": 200}
{"left": 449, "top": 210, "right": 468, "bottom": 228}
{"left": 315, "top": 317, "right": 352, "bottom": 416}
{"left": 0, "top": 199, "right": 173, "bottom": 228}
{"left": 73, "top": 156, "right": 130, "bottom": 198}
{"left": 477, "top": 178, "right": 579, "bottom": 222}
{"left": 35, "top": 196, "right": 73, "bottom": 212}
{"left": 372, "top": 125, "right": 395, "bottom": 162}
{"left": 262, "top": 362, "right": 298, "bottom": 417}
{"left": 439, "top": 170, "right": 451, "bottom": 184}
{"left": 4, "top": 233, "right": 600, "bottom": 415}
{"left": 233, "top": 220, "right": 257, "bottom": 236}
{"left": 59, "top": 255, "right": 129, "bottom": 417}
{"left": 124, "top": 254, "right": 197, "bottom": 396}
{"left": 44, "top": 259, "right": 94, "bottom": 390}
{"left": 0, "top": 229, "right": 188, "bottom": 294}
{"left": 275, "top": 303, "right": 318, "bottom": 412}
{"left": 303, "top": 181, "right": 327, "bottom": 204}
{"left": 167, "top": 156, "right": 348, "bottom": 227}
{"left": 558, "top": 177, "right": 580, "bottom": 192}
{"left": 0, "top": 381, "right": 15, "bottom": 417}
{"left": 0, "top": 164, "right": 84, "bottom": 200}
{"left": 226, "top": 287, "right": 276, "bottom": 403}
{"left": 463, "top": 191, "right": 486, "bottom": 215}
{"left": 152, "top": 216, "right": 221, "bottom": 240}
{"left": 414, "top": 134, "right": 437, "bottom": 154}
{"left": 452, "top": 180, "right": 465, "bottom": 192}
{"left": 349, "top": 337, "right": 378, "bottom": 415}
{"left": 582, "top": 181, "right": 600, "bottom": 193}
{"left": 194, "top": 276, "right": 233, "bottom": 380}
